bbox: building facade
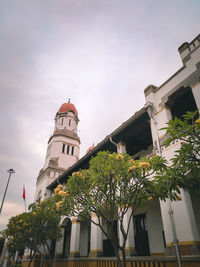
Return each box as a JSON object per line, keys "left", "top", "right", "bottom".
{"left": 32, "top": 34, "right": 200, "bottom": 265}
{"left": 34, "top": 100, "right": 80, "bottom": 202}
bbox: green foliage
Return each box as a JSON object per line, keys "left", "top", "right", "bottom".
{"left": 3, "top": 195, "right": 63, "bottom": 259}
{"left": 66, "top": 152, "right": 170, "bottom": 214}
{"left": 61, "top": 151, "right": 172, "bottom": 265}
{"left": 0, "top": 236, "right": 5, "bottom": 255}
{"left": 161, "top": 110, "right": 200, "bottom": 191}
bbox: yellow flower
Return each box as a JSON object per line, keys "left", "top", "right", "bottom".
{"left": 116, "top": 154, "right": 123, "bottom": 160}
{"left": 19, "top": 219, "right": 23, "bottom": 223}
{"left": 56, "top": 200, "right": 63, "bottom": 210}
{"left": 54, "top": 188, "right": 58, "bottom": 194}
{"left": 54, "top": 184, "right": 63, "bottom": 194}
{"left": 129, "top": 159, "right": 135, "bottom": 164}
{"left": 82, "top": 176, "right": 85, "bottom": 182}
{"left": 128, "top": 165, "right": 137, "bottom": 172}
{"left": 58, "top": 190, "right": 67, "bottom": 197}
{"left": 148, "top": 196, "right": 153, "bottom": 201}
{"left": 195, "top": 118, "right": 200, "bottom": 128}
{"left": 32, "top": 212, "right": 36, "bottom": 215}
{"left": 176, "top": 195, "right": 182, "bottom": 201}
{"left": 72, "top": 172, "right": 76, "bottom": 176}
{"left": 139, "top": 162, "right": 151, "bottom": 169}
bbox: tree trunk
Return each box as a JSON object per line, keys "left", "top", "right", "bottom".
{"left": 39, "top": 255, "right": 43, "bottom": 267}
{"left": 28, "top": 251, "right": 35, "bottom": 267}
{"left": 122, "top": 248, "right": 127, "bottom": 267}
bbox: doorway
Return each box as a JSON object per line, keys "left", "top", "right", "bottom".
{"left": 134, "top": 213, "right": 150, "bottom": 256}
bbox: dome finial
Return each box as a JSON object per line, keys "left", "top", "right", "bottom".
{"left": 68, "top": 98, "right": 70, "bottom": 103}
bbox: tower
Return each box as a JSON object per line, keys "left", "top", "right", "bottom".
{"left": 35, "top": 100, "right": 80, "bottom": 201}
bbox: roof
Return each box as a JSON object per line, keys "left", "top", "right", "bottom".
{"left": 58, "top": 100, "right": 78, "bottom": 118}
{"left": 47, "top": 107, "right": 151, "bottom": 190}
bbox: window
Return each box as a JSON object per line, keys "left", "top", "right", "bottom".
{"left": 71, "top": 146, "right": 74, "bottom": 155}
{"left": 61, "top": 118, "right": 64, "bottom": 125}
{"left": 69, "top": 119, "right": 71, "bottom": 126}
{"left": 67, "top": 145, "right": 70, "bottom": 154}
{"left": 167, "top": 87, "right": 197, "bottom": 120}
{"left": 62, "top": 144, "right": 65, "bottom": 153}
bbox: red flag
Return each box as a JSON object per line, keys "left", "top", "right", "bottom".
{"left": 23, "top": 185, "right": 26, "bottom": 200}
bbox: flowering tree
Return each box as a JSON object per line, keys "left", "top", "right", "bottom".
{"left": 162, "top": 110, "right": 200, "bottom": 191}
{"left": 4, "top": 195, "right": 63, "bottom": 267}
{"left": 59, "top": 151, "right": 174, "bottom": 267}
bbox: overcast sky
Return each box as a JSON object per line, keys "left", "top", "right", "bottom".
{"left": 0, "top": 0, "right": 200, "bottom": 231}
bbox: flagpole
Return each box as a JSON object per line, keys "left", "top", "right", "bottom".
{"left": 25, "top": 198, "right": 27, "bottom": 212}
{"left": 23, "top": 185, "right": 27, "bottom": 212}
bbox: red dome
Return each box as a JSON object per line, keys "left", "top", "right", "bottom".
{"left": 86, "top": 144, "right": 95, "bottom": 154}
{"left": 58, "top": 100, "right": 78, "bottom": 118}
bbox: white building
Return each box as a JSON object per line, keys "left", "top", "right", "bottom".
{"left": 33, "top": 34, "right": 200, "bottom": 266}
{"left": 34, "top": 99, "right": 80, "bottom": 202}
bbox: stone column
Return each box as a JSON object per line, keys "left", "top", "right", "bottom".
{"left": 117, "top": 142, "right": 136, "bottom": 255}
{"left": 117, "top": 142, "right": 126, "bottom": 154}
{"left": 157, "top": 108, "right": 200, "bottom": 255}
{"left": 69, "top": 218, "right": 80, "bottom": 258}
{"left": 161, "top": 190, "right": 200, "bottom": 255}
{"left": 118, "top": 208, "right": 136, "bottom": 256}
{"left": 192, "top": 82, "right": 200, "bottom": 110}
{"left": 90, "top": 213, "right": 103, "bottom": 257}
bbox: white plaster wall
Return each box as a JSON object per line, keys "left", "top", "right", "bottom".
{"left": 70, "top": 222, "right": 80, "bottom": 253}
{"left": 159, "top": 199, "right": 173, "bottom": 244}
{"left": 132, "top": 145, "right": 153, "bottom": 159}
{"left": 43, "top": 136, "right": 80, "bottom": 170}
{"left": 34, "top": 172, "right": 48, "bottom": 201}
{"left": 80, "top": 221, "right": 89, "bottom": 256}
{"left": 118, "top": 208, "right": 135, "bottom": 249}
{"left": 90, "top": 217, "right": 103, "bottom": 252}
{"left": 146, "top": 199, "right": 165, "bottom": 254}
{"left": 35, "top": 168, "right": 64, "bottom": 201}
{"left": 54, "top": 112, "right": 78, "bottom": 133}
{"left": 145, "top": 45, "right": 200, "bottom": 113}
{"left": 172, "top": 190, "right": 199, "bottom": 242}
{"left": 192, "top": 83, "right": 200, "bottom": 110}
{"left": 190, "top": 191, "right": 200, "bottom": 237}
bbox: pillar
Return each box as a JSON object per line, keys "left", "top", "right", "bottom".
{"left": 117, "top": 142, "right": 136, "bottom": 255}
{"left": 118, "top": 208, "right": 136, "bottom": 256}
{"left": 117, "top": 142, "right": 126, "bottom": 154}
{"left": 69, "top": 218, "right": 80, "bottom": 258}
{"left": 160, "top": 190, "right": 200, "bottom": 255}
{"left": 192, "top": 82, "right": 200, "bottom": 110}
{"left": 90, "top": 213, "right": 103, "bottom": 257}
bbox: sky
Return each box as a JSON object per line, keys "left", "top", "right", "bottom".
{"left": 0, "top": 0, "right": 200, "bottom": 231}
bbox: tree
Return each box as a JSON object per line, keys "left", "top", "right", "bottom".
{"left": 162, "top": 110, "right": 200, "bottom": 191}
{"left": 3, "top": 195, "right": 63, "bottom": 267}
{"left": 60, "top": 151, "right": 173, "bottom": 267}
{"left": 0, "top": 236, "right": 5, "bottom": 257}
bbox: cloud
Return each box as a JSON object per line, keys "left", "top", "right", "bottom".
{"left": 0, "top": 0, "right": 200, "bottom": 230}
{"left": 0, "top": 202, "right": 25, "bottom": 231}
